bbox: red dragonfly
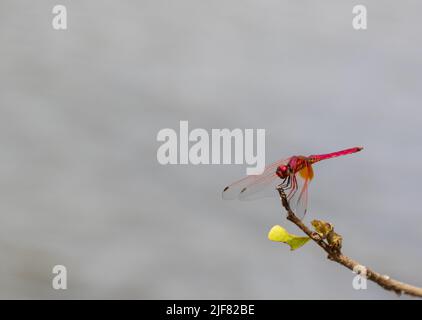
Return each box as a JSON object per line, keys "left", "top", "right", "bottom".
{"left": 222, "top": 147, "right": 363, "bottom": 218}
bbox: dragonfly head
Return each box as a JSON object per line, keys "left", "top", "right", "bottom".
{"left": 276, "top": 165, "right": 291, "bottom": 179}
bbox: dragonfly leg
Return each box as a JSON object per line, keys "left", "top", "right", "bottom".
{"left": 276, "top": 176, "right": 291, "bottom": 197}
{"left": 277, "top": 176, "right": 291, "bottom": 190}
{"left": 287, "top": 175, "right": 298, "bottom": 200}
{"left": 277, "top": 175, "right": 297, "bottom": 200}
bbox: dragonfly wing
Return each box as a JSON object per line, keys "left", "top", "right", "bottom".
{"left": 237, "top": 172, "right": 281, "bottom": 201}
{"left": 289, "top": 164, "right": 314, "bottom": 219}
{"left": 222, "top": 157, "right": 290, "bottom": 200}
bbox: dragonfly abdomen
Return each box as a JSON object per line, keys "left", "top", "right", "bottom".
{"left": 308, "top": 147, "right": 363, "bottom": 164}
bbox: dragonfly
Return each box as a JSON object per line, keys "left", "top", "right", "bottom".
{"left": 222, "top": 147, "right": 363, "bottom": 218}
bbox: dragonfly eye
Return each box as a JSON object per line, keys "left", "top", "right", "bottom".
{"left": 276, "top": 165, "right": 289, "bottom": 178}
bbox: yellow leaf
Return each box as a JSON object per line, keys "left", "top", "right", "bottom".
{"left": 287, "top": 236, "right": 311, "bottom": 251}
{"left": 268, "top": 225, "right": 310, "bottom": 251}
{"left": 268, "top": 225, "right": 290, "bottom": 242}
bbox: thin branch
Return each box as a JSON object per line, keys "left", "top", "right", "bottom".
{"left": 276, "top": 186, "right": 422, "bottom": 298}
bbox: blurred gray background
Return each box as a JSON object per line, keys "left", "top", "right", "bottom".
{"left": 1, "top": 0, "right": 421, "bottom": 299}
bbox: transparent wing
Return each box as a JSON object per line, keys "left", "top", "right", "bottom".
{"left": 222, "top": 157, "right": 291, "bottom": 201}
{"left": 288, "top": 164, "right": 314, "bottom": 219}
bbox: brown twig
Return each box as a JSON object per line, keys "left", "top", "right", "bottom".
{"left": 276, "top": 186, "right": 422, "bottom": 298}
